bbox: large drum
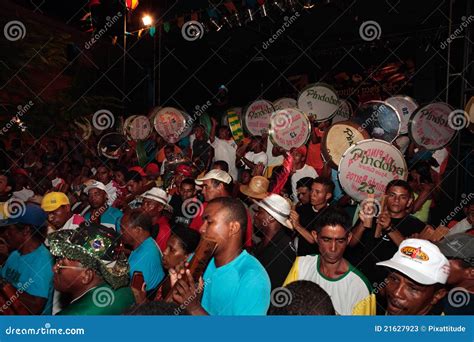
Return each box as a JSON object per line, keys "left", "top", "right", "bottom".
{"left": 273, "top": 97, "right": 297, "bottom": 111}
{"left": 332, "top": 99, "right": 354, "bottom": 124}
{"left": 243, "top": 100, "right": 275, "bottom": 136}
{"left": 268, "top": 108, "right": 311, "bottom": 150}
{"left": 125, "top": 115, "right": 152, "bottom": 141}
{"left": 297, "top": 83, "right": 340, "bottom": 122}
{"left": 353, "top": 101, "right": 401, "bottom": 143}
{"left": 385, "top": 95, "right": 418, "bottom": 135}
{"left": 408, "top": 102, "right": 457, "bottom": 150}
{"left": 227, "top": 108, "right": 244, "bottom": 143}
{"left": 338, "top": 139, "right": 408, "bottom": 202}
{"left": 321, "top": 121, "right": 370, "bottom": 169}
{"left": 153, "top": 107, "right": 188, "bottom": 143}
{"left": 97, "top": 133, "right": 130, "bottom": 160}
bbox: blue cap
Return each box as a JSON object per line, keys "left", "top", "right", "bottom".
{"left": 0, "top": 203, "right": 47, "bottom": 228}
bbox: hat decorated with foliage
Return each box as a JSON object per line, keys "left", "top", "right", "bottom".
{"left": 49, "top": 223, "right": 129, "bottom": 289}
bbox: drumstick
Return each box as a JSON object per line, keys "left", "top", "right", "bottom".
{"left": 374, "top": 195, "right": 386, "bottom": 238}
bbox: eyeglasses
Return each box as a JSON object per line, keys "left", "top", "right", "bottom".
{"left": 54, "top": 262, "right": 86, "bottom": 273}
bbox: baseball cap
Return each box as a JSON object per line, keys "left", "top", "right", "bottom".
{"left": 376, "top": 238, "right": 450, "bottom": 285}
{"left": 436, "top": 233, "right": 474, "bottom": 263}
{"left": 140, "top": 187, "right": 169, "bottom": 206}
{"left": 144, "top": 163, "right": 160, "bottom": 176}
{"left": 129, "top": 166, "right": 147, "bottom": 177}
{"left": 195, "top": 169, "right": 232, "bottom": 185}
{"left": 0, "top": 203, "right": 47, "bottom": 228}
{"left": 41, "top": 192, "right": 70, "bottom": 212}
{"left": 84, "top": 180, "right": 107, "bottom": 194}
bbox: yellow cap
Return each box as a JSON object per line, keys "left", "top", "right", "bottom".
{"left": 41, "top": 192, "right": 70, "bottom": 212}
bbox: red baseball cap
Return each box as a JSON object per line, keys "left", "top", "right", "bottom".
{"left": 145, "top": 163, "right": 160, "bottom": 175}
{"left": 128, "top": 166, "right": 147, "bottom": 177}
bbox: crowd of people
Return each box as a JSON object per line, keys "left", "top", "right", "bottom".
{"left": 0, "top": 114, "right": 472, "bottom": 316}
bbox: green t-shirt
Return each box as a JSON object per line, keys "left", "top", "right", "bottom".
{"left": 57, "top": 284, "right": 135, "bottom": 315}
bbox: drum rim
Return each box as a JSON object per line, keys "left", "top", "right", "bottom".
{"left": 97, "top": 132, "right": 129, "bottom": 160}
{"left": 337, "top": 138, "right": 408, "bottom": 202}
{"left": 321, "top": 120, "right": 370, "bottom": 169}
{"left": 408, "top": 102, "right": 457, "bottom": 151}
{"left": 272, "top": 97, "right": 297, "bottom": 110}
{"left": 128, "top": 115, "right": 152, "bottom": 141}
{"left": 385, "top": 95, "right": 419, "bottom": 135}
{"left": 153, "top": 107, "right": 187, "bottom": 143}
{"left": 268, "top": 108, "right": 311, "bottom": 150}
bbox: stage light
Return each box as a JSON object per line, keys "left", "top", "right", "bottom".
{"left": 142, "top": 14, "right": 153, "bottom": 26}
{"left": 304, "top": 0, "right": 314, "bottom": 9}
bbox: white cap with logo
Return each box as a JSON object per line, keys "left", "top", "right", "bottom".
{"left": 195, "top": 169, "right": 232, "bottom": 185}
{"left": 376, "top": 238, "right": 450, "bottom": 285}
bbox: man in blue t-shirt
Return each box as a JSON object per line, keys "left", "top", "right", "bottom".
{"left": 172, "top": 197, "right": 271, "bottom": 315}
{"left": 0, "top": 204, "right": 54, "bottom": 315}
{"left": 120, "top": 209, "right": 165, "bottom": 291}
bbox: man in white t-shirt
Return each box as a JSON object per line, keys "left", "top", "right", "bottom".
{"left": 446, "top": 200, "right": 473, "bottom": 236}
{"left": 290, "top": 146, "right": 318, "bottom": 203}
{"left": 209, "top": 117, "right": 238, "bottom": 180}
{"left": 237, "top": 135, "right": 268, "bottom": 175}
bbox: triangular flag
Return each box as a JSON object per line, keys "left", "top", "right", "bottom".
{"left": 224, "top": 1, "right": 237, "bottom": 12}
{"left": 191, "top": 12, "right": 198, "bottom": 21}
{"left": 163, "top": 22, "right": 171, "bottom": 32}
{"left": 149, "top": 26, "right": 156, "bottom": 37}
{"left": 177, "top": 16, "right": 185, "bottom": 28}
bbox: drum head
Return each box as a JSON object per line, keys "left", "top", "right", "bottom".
{"left": 332, "top": 99, "right": 354, "bottom": 124}
{"left": 408, "top": 102, "right": 457, "bottom": 150}
{"left": 338, "top": 139, "right": 408, "bottom": 202}
{"left": 353, "top": 101, "right": 401, "bottom": 142}
{"left": 153, "top": 107, "right": 187, "bottom": 143}
{"left": 321, "top": 121, "right": 369, "bottom": 169}
{"left": 128, "top": 115, "right": 152, "bottom": 141}
{"left": 268, "top": 108, "right": 311, "bottom": 150}
{"left": 273, "top": 97, "right": 297, "bottom": 111}
{"left": 243, "top": 100, "right": 275, "bottom": 136}
{"left": 97, "top": 133, "right": 130, "bottom": 160}
{"left": 123, "top": 115, "right": 136, "bottom": 137}
{"left": 385, "top": 95, "right": 418, "bottom": 135}
{"left": 297, "top": 83, "right": 340, "bottom": 122}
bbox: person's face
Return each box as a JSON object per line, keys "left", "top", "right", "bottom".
{"left": 180, "top": 183, "right": 196, "bottom": 201}
{"left": 127, "top": 180, "right": 142, "bottom": 194}
{"left": 218, "top": 127, "right": 230, "bottom": 140}
{"left": 47, "top": 205, "right": 71, "bottom": 229}
{"left": 114, "top": 171, "right": 126, "bottom": 186}
{"left": 199, "top": 202, "right": 239, "bottom": 251}
{"left": 253, "top": 206, "right": 273, "bottom": 231}
{"left": 53, "top": 258, "right": 88, "bottom": 294}
{"left": 88, "top": 188, "right": 107, "bottom": 209}
{"left": 46, "top": 165, "right": 57, "bottom": 180}
{"left": 446, "top": 259, "right": 472, "bottom": 285}
{"left": 120, "top": 215, "right": 136, "bottom": 246}
{"left": 165, "top": 148, "right": 174, "bottom": 160}
{"left": 297, "top": 186, "right": 311, "bottom": 205}
{"left": 141, "top": 198, "right": 164, "bottom": 216}
{"left": 386, "top": 186, "right": 412, "bottom": 216}
{"left": 201, "top": 179, "right": 222, "bottom": 202}
{"left": 162, "top": 235, "right": 188, "bottom": 270}
{"left": 310, "top": 183, "right": 332, "bottom": 207}
{"left": 195, "top": 126, "right": 205, "bottom": 140}
{"left": 291, "top": 150, "right": 305, "bottom": 164}
{"left": 0, "top": 175, "right": 11, "bottom": 195}
{"left": 384, "top": 271, "right": 446, "bottom": 315}
{"left": 313, "top": 225, "right": 351, "bottom": 265}
{"left": 4, "top": 225, "right": 25, "bottom": 250}
{"left": 96, "top": 167, "right": 111, "bottom": 184}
